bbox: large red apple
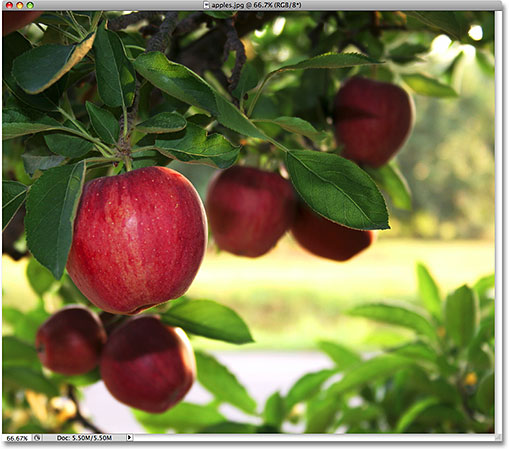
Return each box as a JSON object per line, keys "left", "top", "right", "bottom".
{"left": 66, "top": 166, "right": 207, "bottom": 315}
{"left": 206, "top": 166, "right": 296, "bottom": 257}
{"left": 100, "top": 315, "right": 196, "bottom": 413}
{"left": 3, "top": 11, "right": 43, "bottom": 36}
{"left": 291, "top": 203, "right": 375, "bottom": 261}
{"left": 334, "top": 77, "right": 414, "bottom": 168}
{"left": 35, "top": 306, "right": 107, "bottom": 375}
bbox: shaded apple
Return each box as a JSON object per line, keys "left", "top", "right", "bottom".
{"left": 100, "top": 315, "right": 196, "bottom": 414}
{"left": 334, "top": 77, "right": 414, "bottom": 168}
{"left": 3, "top": 11, "right": 42, "bottom": 36}
{"left": 35, "top": 306, "right": 107, "bottom": 375}
{"left": 291, "top": 203, "right": 375, "bottom": 261}
{"left": 206, "top": 166, "right": 296, "bottom": 257}
{"left": 66, "top": 166, "right": 207, "bottom": 315}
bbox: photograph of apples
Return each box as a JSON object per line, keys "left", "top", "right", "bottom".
{"left": 2, "top": 10, "right": 495, "bottom": 435}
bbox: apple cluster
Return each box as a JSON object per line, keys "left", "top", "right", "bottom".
{"left": 36, "top": 306, "right": 196, "bottom": 413}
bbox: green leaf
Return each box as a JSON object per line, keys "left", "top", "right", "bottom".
{"left": 133, "top": 402, "right": 225, "bottom": 433}
{"left": 445, "top": 285, "right": 478, "bottom": 348}
{"left": 286, "top": 369, "right": 338, "bottom": 409}
{"left": 475, "top": 371, "right": 494, "bottom": 414}
{"left": 26, "top": 257, "right": 55, "bottom": 298}
{"left": 22, "top": 135, "right": 66, "bottom": 177}
{"left": 194, "top": 350, "right": 257, "bottom": 415}
{"left": 94, "top": 23, "right": 136, "bottom": 108}
{"left": 231, "top": 63, "right": 259, "bottom": 100}
{"left": 274, "top": 52, "right": 380, "bottom": 73}
{"left": 2, "top": 181, "right": 28, "bottom": 231}
{"left": 85, "top": 102, "right": 119, "bottom": 145}
{"left": 2, "top": 109, "right": 63, "bottom": 140}
{"left": 305, "top": 396, "right": 339, "bottom": 433}
{"left": 286, "top": 150, "right": 389, "bottom": 230}
{"left": 3, "top": 32, "right": 59, "bottom": 111}
{"left": 395, "top": 397, "right": 440, "bottom": 433}
{"left": 327, "top": 354, "right": 413, "bottom": 396}
{"left": 12, "top": 32, "right": 96, "bottom": 94}
{"left": 254, "top": 117, "right": 327, "bottom": 141}
{"left": 161, "top": 299, "right": 253, "bottom": 344}
{"left": 389, "top": 43, "right": 428, "bottom": 64}
{"left": 337, "top": 405, "right": 382, "bottom": 427}
{"left": 390, "top": 342, "right": 437, "bottom": 364}
{"left": 153, "top": 123, "right": 240, "bottom": 169}
{"left": 204, "top": 11, "right": 235, "bottom": 19}
{"left": 317, "top": 341, "right": 361, "bottom": 370}
{"left": 348, "top": 304, "right": 437, "bottom": 342}
{"left": 405, "top": 11, "right": 465, "bottom": 40}
{"left": 473, "top": 273, "right": 495, "bottom": 306}
{"left": 25, "top": 162, "right": 86, "bottom": 279}
{"left": 134, "top": 52, "right": 266, "bottom": 139}
{"left": 3, "top": 367, "right": 59, "bottom": 397}
{"left": 135, "top": 112, "right": 187, "bottom": 134}
{"left": 416, "top": 263, "right": 442, "bottom": 321}
{"left": 50, "top": 368, "right": 102, "bottom": 388}
{"left": 401, "top": 73, "right": 458, "bottom": 98}
{"left": 263, "top": 392, "right": 286, "bottom": 429}
{"left": 3, "top": 299, "right": 50, "bottom": 343}
{"left": 44, "top": 123, "right": 94, "bottom": 158}
{"left": 2, "top": 336, "right": 39, "bottom": 369}
{"left": 364, "top": 162, "right": 412, "bottom": 211}
{"left": 200, "top": 421, "right": 257, "bottom": 433}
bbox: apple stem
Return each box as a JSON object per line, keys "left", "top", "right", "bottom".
{"left": 123, "top": 155, "right": 133, "bottom": 172}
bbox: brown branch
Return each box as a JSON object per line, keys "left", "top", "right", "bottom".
{"left": 146, "top": 11, "right": 179, "bottom": 53}
{"left": 107, "top": 11, "right": 164, "bottom": 31}
{"left": 174, "top": 12, "right": 210, "bottom": 36}
{"left": 67, "top": 385, "right": 105, "bottom": 434}
{"left": 221, "top": 18, "right": 246, "bottom": 98}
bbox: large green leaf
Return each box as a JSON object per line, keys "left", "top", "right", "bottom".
{"left": 2, "top": 336, "right": 39, "bottom": 369}
{"left": 3, "top": 32, "right": 59, "bottom": 111}
{"left": 25, "top": 162, "right": 86, "bottom": 279}
{"left": 390, "top": 342, "right": 437, "bottom": 364}
{"left": 134, "top": 52, "right": 266, "bottom": 139}
{"left": 475, "top": 371, "right": 494, "bottom": 414}
{"left": 364, "top": 162, "right": 412, "bottom": 211}
{"left": 348, "top": 304, "right": 437, "bottom": 342}
{"left": 406, "top": 11, "right": 466, "bottom": 40}
{"left": 286, "top": 369, "right": 338, "bottom": 409}
{"left": 26, "top": 257, "right": 55, "bottom": 298}
{"left": 254, "top": 117, "right": 327, "bottom": 141}
{"left": 160, "top": 299, "right": 253, "bottom": 344}
{"left": 12, "top": 32, "right": 96, "bottom": 94}
{"left": 151, "top": 123, "right": 240, "bottom": 169}
{"left": 43, "top": 121, "right": 94, "bottom": 158}
{"left": 3, "top": 367, "right": 59, "bottom": 397}
{"left": 305, "top": 396, "right": 339, "bottom": 433}
{"left": 22, "top": 135, "right": 66, "bottom": 177}
{"left": 273, "top": 52, "right": 380, "bottom": 73}
{"left": 445, "top": 285, "right": 478, "bottom": 348}
{"left": 2, "top": 109, "right": 64, "bottom": 140}
{"left": 85, "top": 102, "right": 119, "bottom": 145}
{"left": 263, "top": 391, "right": 286, "bottom": 429}
{"left": 94, "top": 23, "right": 136, "bottom": 108}
{"left": 231, "top": 63, "right": 259, "bottom": 100}
{"left": 416, "top": 263, "right": 442, "bottom": 321}
{"left": 135, "top": 112, "right": 187, "bottom": 134}
{"left": 133, "top": 402, "right": 225, "bottom": 433}
{"left": 286, "top": 150, "right": 389, "bottom": 230}
{"left": 194, "top": 351, "right": 257, "bottom": 415}
{"left": 2, "top": 180, "right": 28, "bottom": 231}
{"left": 401, "top": 74, "right": 458, "bottom": 98}
{"left": 317, "top": 341, "right": 361, "bottom": 370}
{"left": 327, "top": 354, "right": 413, "bottom": 396}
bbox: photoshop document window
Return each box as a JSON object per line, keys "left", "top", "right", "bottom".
{"left": 1, "top": 0, "right": 502, "bottom": 443}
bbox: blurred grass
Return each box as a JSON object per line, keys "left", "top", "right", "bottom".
{"left": 2, "top": 235, "right": 494, "bottom": 351}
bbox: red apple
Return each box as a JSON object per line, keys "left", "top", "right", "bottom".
{"left": 3, "top": 11, "right": 42, "bottom": 36}
{"left": 291, "top": 203, "right": 375, "bottom": 261}
{"left": 100, "top": 315, "right": 195, "bottom": 413}
{"left": 206, "top": 166, "right": 296, "bottom": 257}
{"left": 35, "top": 306, "right": 107, "bottom": 375}
{"left": 66, "top": 166, "right": 207, "bottom": 315}
{"left": 334, "top": 77, "right": 414, "bottom": 168}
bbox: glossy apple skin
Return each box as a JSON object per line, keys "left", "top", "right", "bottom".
{"left": 206, "top": 166, "right": 297, "bottom": 257}
{"left": 66, "top": 167, "right": 207, "bottom": 315}
{"left": 35, "top": 306, "right": 107, "bottom": 375}
{"left": 291, "top": 203, "right": 375, "bottom": 261}
{"left": 100, "top": 316, "right": 196, "bottom": 413}
{"left": 334, "top": 77, "right": 414, "bottom": 168}
{"left": 3, "top": 11, "right": 43, "bottom": 36}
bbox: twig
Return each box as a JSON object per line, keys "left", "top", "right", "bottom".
{"left": 117, "top": 79, "right": 141, "bottom": 154}
{"left": 67, "top": 385, "right": 105, "bottom": 434}
{"left": 107, "top": 11, "right": 164, "bottom": 31}
{"left": 174, "top": 12, "right": 209, "bottom": 36}
{"left": 146, "top": 12, "right": 179, "bottom": 53}
{"left": 221, "top": 18, "right": 246, "bottom": 99}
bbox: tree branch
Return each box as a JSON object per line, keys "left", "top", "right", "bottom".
{"left": 146, "top": 12, "right": 179, "bottom": 53}
{"left": 67, "top": 385, "right": 105, "bottom": 434}
{"left": 107, "top": 11, "right": 164, "bottom": 31}
{"left": 221, "top": 18, "right": 246, "bottom": 98}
